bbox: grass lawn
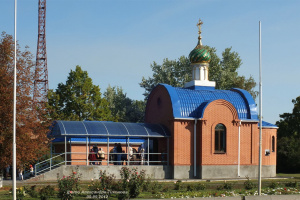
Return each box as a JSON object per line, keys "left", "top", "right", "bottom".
{"left": 277, "top": 173, "right": 300, "bottom": 179}
{"left": 0, "top": 175, "right": 299, "bottom": 199}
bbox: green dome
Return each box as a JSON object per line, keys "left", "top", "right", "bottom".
{"left": 189, "top": 45, "right": 211, "bottom": 63}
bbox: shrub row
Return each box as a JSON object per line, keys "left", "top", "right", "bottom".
{"left": 16, "top": 170, "right": 299, "bottom": 200}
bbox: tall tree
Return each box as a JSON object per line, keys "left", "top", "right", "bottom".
{"left": 140, "top": 46, "right": 257, "bottom": 99}
{"left": 104, "top": 85, "right": 145, "bottom": 122}
{"left": 276, "top": 97, "right": 300, "bottom": 139}
{"left": 0, "top": 32, "right": 49, "bottom": 169}
{"left": 276, "top": 96, "right": 300, "bottom": 173}
{"left": 47, "top": 66, "right": 115, "bottom": 121}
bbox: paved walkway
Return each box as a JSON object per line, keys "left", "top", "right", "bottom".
{"left": 141, "top": 198, "right": 242, "bottom": 200}
{"left": 2, "top": 179, "right": 58, "bottom": 187}
{"left": 142, "top": 196, "right": 300, "bottom": 200}
{"left": 244, "top": 195, "right": 300, "bottom": 200}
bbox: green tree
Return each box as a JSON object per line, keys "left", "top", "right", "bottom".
{"left": 276, "top": 96, "right": 300, "bottom": 173}
{"left": 140, "top": 46, "right": 257, "bottom": 99}
{"left": 47, "top": 66, "right": 115, "bottom": 121}
{"left": 128, "top": 100, "right": 145, "bottom": 123}
{"left": 276, "top": 97, "right": 300, "bottom": 139}
{"left": 104, "top": 85, "right": 145, "bottom": 122}
{"left": 140, "top": 56, "right": 190, "bottom": 98}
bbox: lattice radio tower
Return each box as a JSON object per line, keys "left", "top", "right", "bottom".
{"left": 33, "top": 0, "right": 48, "bottom": 105}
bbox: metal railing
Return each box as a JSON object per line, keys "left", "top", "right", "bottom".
{"left": 23, "top": 151, "right": 168, "bottom": 178}
{"left": 64, "top": 151, "right": 168, "bottom": 166}
{"left": 34, "top": 153, "right": 65, "bottom": 176}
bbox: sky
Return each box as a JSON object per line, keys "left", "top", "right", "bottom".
{"left": 1, "top": 0, "right": 300, "bottom": 124}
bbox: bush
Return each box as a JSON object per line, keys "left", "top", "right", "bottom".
{"left": 119, "top": 167, "right": 146, "bottom": 198}
{"left": 57, "top": 171, "right": 81, "bottom": 200}
{"left": 24, "top": 185, "right": 38, "bottom": 198}
{"left": 39, "top": 185, "right": 55, "bottom": 200}
{"left": 16, "top": 187, "right": 26, "bottom": 200}
{"left": 216, "top": 185, "right": 224, "bottom": 190}
{"left": 186, "top": 183, "right": 206, "bottom": 191}
{"left": 285, "top": 181, "right": 298, "bottom": 188}
{"left": 187, "top": 184, "right": 196, "bottom": 191}
{"left": 88, "top": 170, "right": 116, "bottom": 199}
{"left": 269, "top": 181, "right": 279, "bottom": 189}
{"left": 196, "top": 183, "right": 206, "bottom": 190}
{"left": 143, "top": 175, "right": 152, "bottom": 192}
{"left": 244, "top": 176, "right": 256, "bottom": 190}
{"left": 216, "top": 181, "right": 234, "bottom": 190}
{"left": 174, "top": 180, "right": 182, "bottom": 190}
{"left": 223, "top": 181, "right": 235, "bottom": 190}
{"left": 150, "top": 180, "right": 160, "bottom": 194}
{"left": 142, "top": 175, "right": 160, "bottom": 194}
{"left": 161, "top": 185, "right": 171, "bottom": 192}
{"left": 99, "top": 170, "right": 116, "bottom": 191}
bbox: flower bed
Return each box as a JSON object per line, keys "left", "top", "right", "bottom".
{"left": 1, "top": 172, "right": 300, "bottom": 199}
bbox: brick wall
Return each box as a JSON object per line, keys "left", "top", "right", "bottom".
{"left": 262, "top": 128, "right": 277, "bottom": 165}
{"left": 199, "top": 99, "right": 277, "bottom": 167}
{"left": 240, "top": 123, "right": 256, "bottom": 165}
{"left": 70, "top": 144, "right": 114, "bottom": 165}
{"left": 145, "top": 85, "right": 174, "bottom": 164}
{"left": 135, "top": 85, "right": 277, "bottom": 169}
{"left": 173, "top": 120, "right": 194, "bottom": 165}
{"left": 54, "top": 143, "right": 140, "bottom": 165}
{"left": 201, "top": 99, "right": 240, "bottom": 165}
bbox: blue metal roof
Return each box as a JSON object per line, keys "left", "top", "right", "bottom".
{"left": 48, "top": 121, "right": 170, "bottom": 138}
{"left": 160, "top": 84, "right": 258, "bottom": 120}
{"left": 52, "top": 137, "right": 145, "bottom": 143}
{"left": 258, "top": 121, "right": 278, "bottom": 129}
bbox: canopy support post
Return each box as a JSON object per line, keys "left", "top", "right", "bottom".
{"left": 107, "top": 137, "right": 110, "bottom": 166}
{"left": 70, "top": 139, "right": 72, "bottom": 165}
{"left": 148, "top": 138, "right": 150, "bottom": 166}
{"left": 50, "top": 142, "right": 53, "bottom": 170}
{"left": 128, "top": 137, "right": 130, "bottom": 165}
{"left": 86, "top": 136, "right": 88, "bottom": 166}
{"left": 167, "top": 138, "right": 169, "bottom": 166}
{"left": 126, "top": 138, "right": 129, "bottom": 165}
{"left": 64, "top": 135, "right": 67, "bottom": 165}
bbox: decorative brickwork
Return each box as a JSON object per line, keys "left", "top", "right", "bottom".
{"left": 146, "top": 86, "right": 277, "bottom": 178}
{"left": 201, "top": 99, "right": 239, "bottom": 165}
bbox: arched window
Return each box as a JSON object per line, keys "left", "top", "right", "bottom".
{"left": 215, "top": 124, "right": 226, "bottom": 153}
{"left": 272, "top": 136, "right": 275, "bottom": 152}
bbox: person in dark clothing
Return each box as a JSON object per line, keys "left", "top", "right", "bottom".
{"left": 113, "top": 143, "right": 118, "bottom": 165}
{"left": 93, "top": 145, "right": 99, "bottom": 154}
{"left": 117, "top": 143, "right": 122, "bottom": 165}
{"left": 5, "top": 165, "right": 10, "bottom": 180}
{"left": 93, "top": 144, "right": 99, "bottom": 164}
{"left": 121, "top": 150, "right": 127, "bottom": 165}
{"left": 88, "top": 149, "right": 96, "bottom": 165}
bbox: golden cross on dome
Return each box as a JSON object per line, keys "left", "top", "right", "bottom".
{"left": 196, "top": 19, "right": 203, "bottom": 46}
{"left": 197, "top": 19, "right": 203, "bottom": 37}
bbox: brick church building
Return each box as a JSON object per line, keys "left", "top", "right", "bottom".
{"left": 144, "top": 20, "right": 277, "bottom": 179}
{"left": 48, "top": 20, "right": 277, "bottom": 180}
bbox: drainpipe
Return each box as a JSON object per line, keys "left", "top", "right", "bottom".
{"left": 238, "top": 121, "right": 241, "bottom": 177}
{"left": 194, "top": 119, "right": 197, "bottom": 177}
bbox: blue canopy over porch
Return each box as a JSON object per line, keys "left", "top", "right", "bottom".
{"left": 48, "top": 121, "right": 171, "bottom": 166}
